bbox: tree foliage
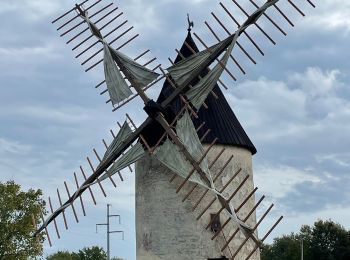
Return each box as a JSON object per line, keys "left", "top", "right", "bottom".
{"left": 0, "top": 181, "right": 46, "bottom": 260}
{"left": 46, "top": 251, "right": 75, "bottom": 260}
{"left": 46, "top": 246, "right": 125, "bottom": 260}
{"left": 72, "top": 246, "right": 107, "bottom": 260}
{"left": 261, "top": 219, "right": 350, "bottom": 260}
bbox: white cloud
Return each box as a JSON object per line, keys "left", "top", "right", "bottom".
{"left": 0, "top": 45, "right": 60, "bottom": 62}
{"left": 315, "top": 153, "right": 350, "bottom": 168}
{"left": 0, "top": 0, "right": 62, "bottom": 20}
{"left": 228, "top": 67, "right": 350, "bottom": 143}
{"left": 303, "top": 0, "right": 350, "bottom": 33}
{"left": 8, "top": 105, "right": 93, "bottom": 124}
{"left": 254, "top": 164, "right": 321, "bottom": 198}
{"left": 0, "top": 138, "right": 32, "bottom": 155}
{"left": 289, "top": 67, "right": 341, "bottom": 98}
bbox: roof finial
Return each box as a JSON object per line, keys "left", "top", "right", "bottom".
{"left": 187, "top": 13, "right": 194, "bottom": 32}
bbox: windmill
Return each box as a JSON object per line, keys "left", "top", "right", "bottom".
{"left": 33, "top": 0, "right": 316, "bottom": 259}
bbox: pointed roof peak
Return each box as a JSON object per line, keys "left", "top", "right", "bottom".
{"left": 142, "top": 30, "right": 257, "bottom": 155}
{"left": 170, "top": 31, "right": 257, "bottom": 154}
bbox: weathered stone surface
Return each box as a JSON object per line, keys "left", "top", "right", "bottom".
{"left": 136, "top": 145, "right": 260, "bottom": 260}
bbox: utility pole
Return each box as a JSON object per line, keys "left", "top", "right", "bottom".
{"left": 301, "top": 239, "right": 304, "bottom": 260}
{"left": 96, "top": 204, "right": 124, "bottom": 260}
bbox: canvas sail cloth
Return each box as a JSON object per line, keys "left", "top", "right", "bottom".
{"left": 154, "top": 111, "right": 254, "bottom": 234}
{"left": 79, "top": 121, "right": 145, "bottom": 187}
{"left": 102, "top": 121, "right": 133, "bottom": 161}
{"left": 154, "top": 111, "right": 212, "bottom": 188}
{"left": 167, "top": 0, "right": 278, "bottom": 110}
{"left": 96, "top": 121, "right": 145, "bottom": 183}
{"left": 39, "top": 140, "right": 146, "bottom": 230}
{"left": 98, "top": 142, "right": 145, "bottom": 182}
{"left": 79, "top": 13, "right": 159, "bottom": 106}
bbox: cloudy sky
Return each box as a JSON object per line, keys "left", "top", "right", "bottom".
{"left": 0, "top": 0, "right": 349, "bottom": 259}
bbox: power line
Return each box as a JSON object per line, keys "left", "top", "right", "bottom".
{"left": 96, "top": 204, "right": 124, "bottom": 260}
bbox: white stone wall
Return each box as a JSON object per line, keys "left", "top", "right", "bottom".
{"left": 135, "top": 145, "right": 260, "bottom": 260}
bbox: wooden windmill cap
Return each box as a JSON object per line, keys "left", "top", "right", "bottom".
{"left": 142, "top": 30, "right": 257, "bottom": 155}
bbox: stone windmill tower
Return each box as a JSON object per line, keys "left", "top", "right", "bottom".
{"left": 136, "top": 29, "right": 259, "bottom": 260}
{"left": 33, "top": 1, "right": 316, "bottom": 259}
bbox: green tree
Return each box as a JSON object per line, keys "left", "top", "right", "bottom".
{"left": 46, "top": 251, "right": 75, "bottom": 260}
{"left": 71, "top": 246, "right": 107, "bottom": 260}
{"left": 261, "top": 233, "right": 301, "bottom": 260}
{"left": 261, "top": 219, "right": 350, "bottom": 260}
{"left": 308, "top": 220, "right": 350, "bottom": 260}
{"left": 46, "top": 247, "right": 125, "bottom": 260}
{"left": 0, "top": 181, "right": 46, "bottom": 260}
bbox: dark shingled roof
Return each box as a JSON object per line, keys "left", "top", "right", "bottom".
{"left": 141, "top": 31, "right": 257, "bottom": 155}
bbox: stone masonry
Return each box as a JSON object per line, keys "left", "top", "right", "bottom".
{"left": 136, "top": 144, "right": 260, "bottom": 260}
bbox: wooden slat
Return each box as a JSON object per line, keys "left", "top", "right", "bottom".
{"left": 245, "top": 216, "right": 283, "bottom": 260}
{"left": 64, "top": 181, "right": 79, "bottom": 223}
{"left": 217, "top": 4, "right": 265, "bottom": 56}
{"left": 74, "top": 172, "right": 87, "bottom": 216}
{"left": 57, "top": 0, "right": 102, "bottom": 31}
{"left": 60, "top": 3, "right": 114, "bottom": 37}
{"left": 52, "top": 0, "right": 90, "bottom": 24}
{"left": 248, "top": 0, "right": 287, "bottom": 36}
{"left": 56, "top": 189, "right": 69, "bottom": 230}
{"left": 48, "top": 197, "right": 61, "bottom": 239}
{"left": 86, "top": 157, "right": 107, "bottom": 197}
{"left": 68, "top": 8, "right": 121, "bottom": 45}
{"left": 231, "top": 0, "right": 276, "bottom": 45}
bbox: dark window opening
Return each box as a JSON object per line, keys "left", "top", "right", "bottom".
{"left": 210, "top": 213, "right": 222, "bottom": 233}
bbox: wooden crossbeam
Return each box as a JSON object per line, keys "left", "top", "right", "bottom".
{"left": 231, "top": 0, "right": 276, "bottom": 45}
{"left": 212, "top": 195, "right": 265, "bottom": 240}
{"left": 87, "top": 157, "right": 107, "bottom": 197}
{"left": 56, "top": 188, "right": 69, "bottom": 230}
{"left": 196, "top": 174, "right": 248, "bottom": 221}
{"left": 56, "top": 0, "right": 102, "bottom": 31}
{"left": 176, "top": 138, "right": 218, "bottom": 193}
{"left": 245, "top": 216, "right": 283, "bottom": 260}
{"left": 93, "top": 148, "right": 117, "bottom": 187}
{"left": 287, "top": 0, "right": 305, "bottom": 16}
{"left": 80, "top": 25, "right": 133, "bottom": 62}
{"left": 80, "top": 166, "right": 97, "bottom": 205}
{"left": 73, "top": 172, "right": 87, "bottom": 215}
{"left": 48, "top": 197, "right": 61, "bottom": 239}
{"left": 182, "top": 148, "right": 226, "bottom": 202}
{"left": 41, "top": 212, "right": 52, "bottom": 247}
{"left": 76, "top": 20, "right": 129, "bottom": 58}
{"left": 64, "top": 181, "right": 79, "bottom": 223}
{"left": 70, "top": 10, "right": 123, "bottom": 47}
{"left": 60, "top": 2, "right": 113, "bottom": 37}
{"left": 192, "top": 155, "right": 234, "bottom": 211}
{"left": 216, "top": 5, "right": 265, "bottom": 56}
{"left": 206, "top": 187, "right": 258, "bottom": 230}
{"left": 272, "top": 2, "right": 295, "bottom": 26}
{"left": 248, "top": 0, "right": 286, "bottom": 35}
{"left": 52, "top": 0, "right": 90, "bottom": 24}
{"left": 227, "top": 203, "right": 274, "bottom": 253}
